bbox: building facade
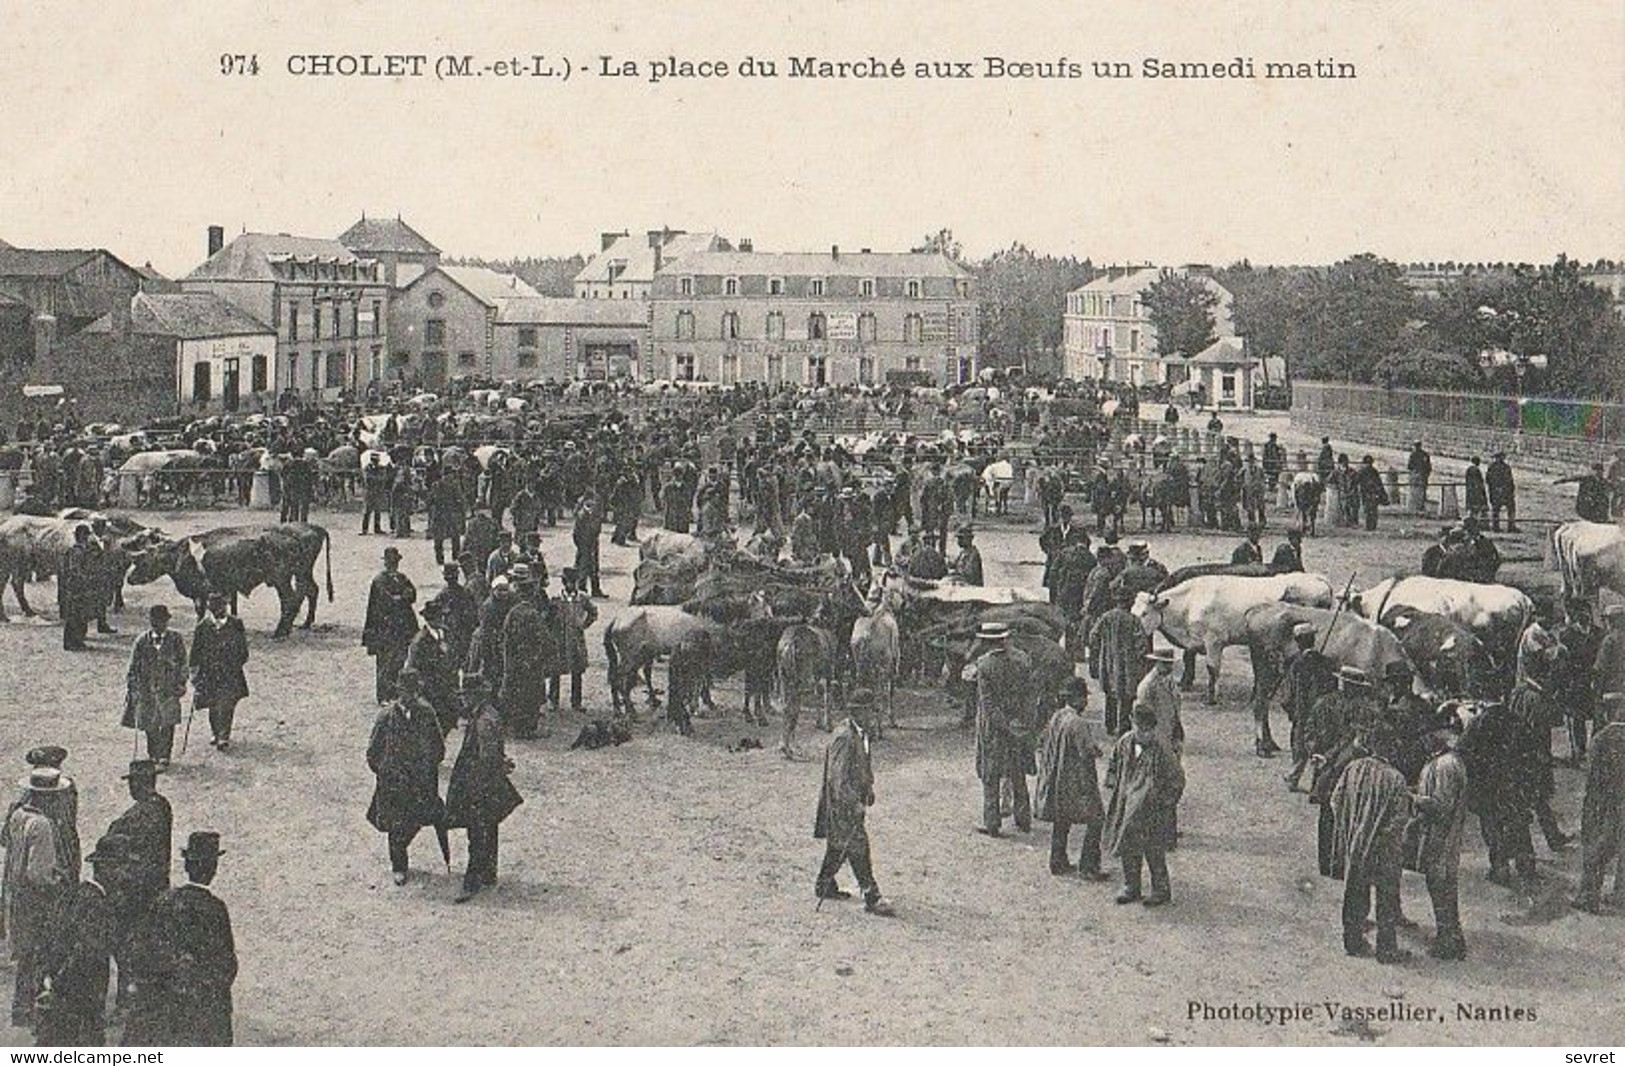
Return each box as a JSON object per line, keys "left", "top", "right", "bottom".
{"left": 0, "top": 247, "right": 149, "bottom": 368}
{"left": 386, "top": 266, "right": 539, "bottom": 387}
{"left": 182, "top": 229, "right": 392, "bottom": 402}
{"left": 647, "top": 249, "right": 978, "bottom": 386}
{"left": 492, "top": 298, "right": 650, "bottom": 381}
{"left": 1062, "top": 267, "right": 1235, "bottom": 385}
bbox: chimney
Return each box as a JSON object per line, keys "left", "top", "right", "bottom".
{"left": 207, "top": 225, "right": 225, "bottom": 258}
{"left": 860, "top": 247, "right": 872, "bottom": 254}
{"left": 739, "top": 238, "right": 753, "bottom": 253}
{"left": 831, "top": 245, "right": 840, "bottom": 260}
{"left": 32, "top": 314, "right": 55, "bottom": 360}
{"left": 600, "top": 230, "right": 626, "bottom": 252}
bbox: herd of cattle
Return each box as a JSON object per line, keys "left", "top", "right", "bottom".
{"left": 1, "top": 503, "right": 1623, "bottom": 743}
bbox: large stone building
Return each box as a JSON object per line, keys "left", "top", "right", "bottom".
{"left": 386, "top": 265, "right": 539, "bottom": 386}
{"left": 493, "top": 298, "right": 650, "bottom": 381}
{"left": 647, "top": 248, "right": 978, "bottom": 386}
{"left": 1062, "top": 266, "right": 1235, "bottom": 385}
{"left": 574, "top": 229, "right": 732, "bottom": 300}
{"left": 182, "top": 228, "right": 393, "bottom": 402}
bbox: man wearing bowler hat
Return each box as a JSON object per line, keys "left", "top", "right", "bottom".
{"left": 35, "top": 833, "right": 123, "bottom": 1045}
{"left": 105, "top": 759, "right": 171, "bottom": 1011}
{"left": 189, "top": 592, "right": 250, "bottom": 751}
{"left": 122, "top": 606, "right": 188, "bottom": 770}
{"left": 445, "top": 674, "right": 522, "bottom": 903}
{"left": 126, "top": 832, "right": 236, "bottom": 1046}
{"left": 363, "top": 546, "right": 418, "bottom": 704}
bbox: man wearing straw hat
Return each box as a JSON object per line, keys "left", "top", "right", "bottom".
{"left": 122, "top": 605, "right": 188, "bottom": 771}
{"left": 974, "top": 622, "right": 1035, "bottom": 837}
{"left": 2, "top": 767, "right": 66, "bottom": 1027}
{"left": 7, "top": 747, "right": 78, "bottom": 883}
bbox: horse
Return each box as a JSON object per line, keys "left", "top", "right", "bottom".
{"left": 850, "top": 587, "right": 903, "bottom": 734}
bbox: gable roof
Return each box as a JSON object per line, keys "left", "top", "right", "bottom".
{"left": 1189, "top": 338, "right": 1256, "bottom": 366}
{"left": 128, "top": 292, "right": 274, "bottom": 339}
{"left": 658, "top": 250, "right": 970, "bottom": 280}
{"left": 424, "top": 265, "right": 541, "bottom": 306}
{"left": 0, "top": 248, "right": 104, "bottom": 278}
{"left": 575, "top": 231, "right": 725, "bottom": 285}
{"left": 184, "top": 232, "right": 369, "bottom": 282}
{"left": 338, "top": 216, "right": 440, "bottom": 255}
{"left": 496, "top": 298, "right": 650, "bottom": 327}
{"left": 1070, "top": 267, "right": 1232, "bottom": 300}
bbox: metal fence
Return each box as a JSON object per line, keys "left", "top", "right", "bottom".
{"left": 1294, "top": 381, "right": 1625, "bottom": 443}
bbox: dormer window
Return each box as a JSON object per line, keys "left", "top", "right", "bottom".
{"left": 724, "top": 277, "right": 739, "bottom": 296}
{"left": 768, "top": 277, "right": 784, "bottom": 296}
{"left": 906, "top": 279, "right": 922, "bottom": 299}
{"left": 859, "top": 279, "right": 875, "bottom": 298}
{"left": 679, "top": 277, "right": 693, "bottom": 296}
{"left": 810, "top": 278, "right": 826, "bottom": 297}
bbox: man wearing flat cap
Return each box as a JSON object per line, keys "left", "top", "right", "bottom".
{"left": 1406, "top": 724, "right": 1469, "bottom": 960}
{"left": 1103, "top": 707, "right": 1184, "bottom": 906}
{"left": 3, "top": 769, "right": 67, "bottom": 1026}
{"left": 122, "top": 606, "right": 188, "bottom": 770}
{"left": 974, "top": 623, "right": 1035, "bottom": 837}
{"left": 363, "top": 546, "right": 418, "bottom": 705}
{"left": 125, "top": 832, "right": 236, "bottom": 1046}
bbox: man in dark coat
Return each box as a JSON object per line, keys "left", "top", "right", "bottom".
{"left": 610, "top": 468, "right": 643, "bottom": 546}
{"left": 124, "top": 832, "right": 236, "bottom": 1046}
{"left": 1310, "top": 668, "right": 1379, "bottom": 876}
{"left": 428, "top": 562, "right": 479, "bottom": 674}
{"left": 1407, "top": 727, "right": 1470, "bottom": 960}
{"left": 1330, "top": 731, "right": 1412, "bottom": 962}
{"left": 35, "top": 834, "right": 122, "bottom": 1046}
{"left": 360, "top": 453, "right": 391, "bottom": 535}
{"left": 389, "top": 468, "right": 416, "bottom": 538}
{"left": 105, "top": 761, "right": 170, "bottom": 1012}
{"left": 813, "top": 700, "right": 895, "bottom": 916}
{"left": 462, "top": 509, "right": 501, "bottom": 577}
{"left": 1036, "top": 678, "right": 1108, "bottom": 879}
{"left": 57, "top": 525, "right": 97, "bottom": 651}
{"left": 189, "top": 593, "right": 249, "bottom": 751}
{"left": 572, "top": 489, "right": 606, "bottom": 598}
{"left": 446, "top": 675, "right": 523, "bottom": 903}
{"left": 1486, "top": 452, "right": 1517, "bottom": 532}
{"left": 498, "top": 565, "right": 553, "bottom": 738}
{"left": 950, "top": 525, "right": 984, "bottom": 586}
{"left": 367, "top": 668, "right": 447, "bottom": 884}
{"left": 1103, "top": 707, "right": 1184, "bottom": 906}
{"left": 1574, "top": 693, "right": 1625, "bottom": 912}
{"left": 1459, "top": 692, "right": 1541, "bottom": 894}
{"left": 405, "top": 601, "right": 460, "bottom": 735}
{"left": 426, "top": 471, "right": 467, "bottom": 566}
{"left": 362, "top": 547, "right": 417, "bottom": 704}
{"left": 1282, "top": 623, "right": 1338, "bottom": 791}
{"left": 122, "top": 606, "right": 187, "bottom": 769}
{"left": 1355, "top": 456, "right": 1389, "bottom": 530}
{"left": 1231, "top": 524, "right": 1264, "bottom": 565}
{"left": 974, "top": 624, "right": 1034, "bottom": 836}
{"left": 1463, "top": 457, "right": 1488, "bottom": 521}
{"left": 555, "top": 569, "right": 598, "bottom": 714}
{"left": 1088, "top": 589, "right": 1149, "bottom": 736}
{"left": 1271, "top": 527, "right": 1305, "bottom": 572}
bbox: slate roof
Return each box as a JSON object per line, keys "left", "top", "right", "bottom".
{"left": 130, "top": 292, "right": 274, "bottom": 339}
{"left": 185, "top": 233, "right": 370, "bottom": 282}
{"left": 1189, "top": 338, "right": 1256, "bottom": 366}
{"left": 338, "top": 216, "right": 440, "bottom": 255}
{"left": 496, "top": 298, "right": 650, "bottom": 327}
{"left": 576, "top": 232, "right": 725, "bottom": 285}
{"left": 430, "top": 266, "right": 541, "bottom": 306}
{"left": 0, "top": 248, "right": 103, "bottom": 278}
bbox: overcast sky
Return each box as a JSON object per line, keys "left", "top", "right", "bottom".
{"left": 2, "top": 0, "right": 1620, "bottom": 277}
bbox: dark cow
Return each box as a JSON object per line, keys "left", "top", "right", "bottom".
{"left": 126, "top": 523, "right": 333, "bottom": 637}
{"left": 1379, "top": 604, "right": 1499, "bottom": 699}
{"left": 1291, "top": 472, "right": 1325, "bottom": 535}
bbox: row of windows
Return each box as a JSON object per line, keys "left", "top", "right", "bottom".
{"left": 678, "top": 276, "right": 967, "bottom": 299}
{"left": 284, "top": 347, "right": 382, "bottom": 391}
{"left": 672, "top": 310, "right": 930, "bottom": 342}
{"left": 1069, "top": 292, "right": 1142, "bottom": 318}
{"left": 190, "top": 355, "right": 271, "bottom": 404}
{"left": 286, "top": 300, "right": 382, "bottom": 342}
{"left": 272, "top": 260, "right": 381, "bottom": 283}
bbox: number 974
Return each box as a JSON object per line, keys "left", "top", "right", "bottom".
{"left": 220, "top": 54, "right": 260, "bottom": 76}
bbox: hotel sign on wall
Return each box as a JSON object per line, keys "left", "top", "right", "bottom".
{"left": 827, "top": 311, "right": 859, "bottom": 341}
{"left": 922, "top": 310, "right": 949, "bottom": 341}
{"left": 724, "top": 339, "right": 861, "bottom": 357}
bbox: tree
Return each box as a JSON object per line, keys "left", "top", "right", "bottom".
{"left": 913, "top": 228, "right": 964, "bottom": 264}
{"left": 1370, "top": 348, "right": 1483, "bottom": 390}
{"left": 972, "top": 244, "right": 1094, "bottom": 373}
{"left": 445, "top": 255, "right": 585, "bottom": 296}
{"left": 1141, "top": 270, "right": 1218, "bottom": 360}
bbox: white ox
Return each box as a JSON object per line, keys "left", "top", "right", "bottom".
{"left": 1130, "top": 572, "right": 1336, "bottom": 703}
{"left": 1351, "top": 575, "right": 1532, "bottom": 664}
{"left": 1548, "top": 520, "right": 1625, "bottom": 602}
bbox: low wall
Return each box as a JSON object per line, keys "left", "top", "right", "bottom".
{"left": 1290, "top": 407, "right": 1614, "bottom": 476}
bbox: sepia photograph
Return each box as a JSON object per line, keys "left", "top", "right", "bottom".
{"left": 0, "top": 0, "right": 1622, "bottom": 1051}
